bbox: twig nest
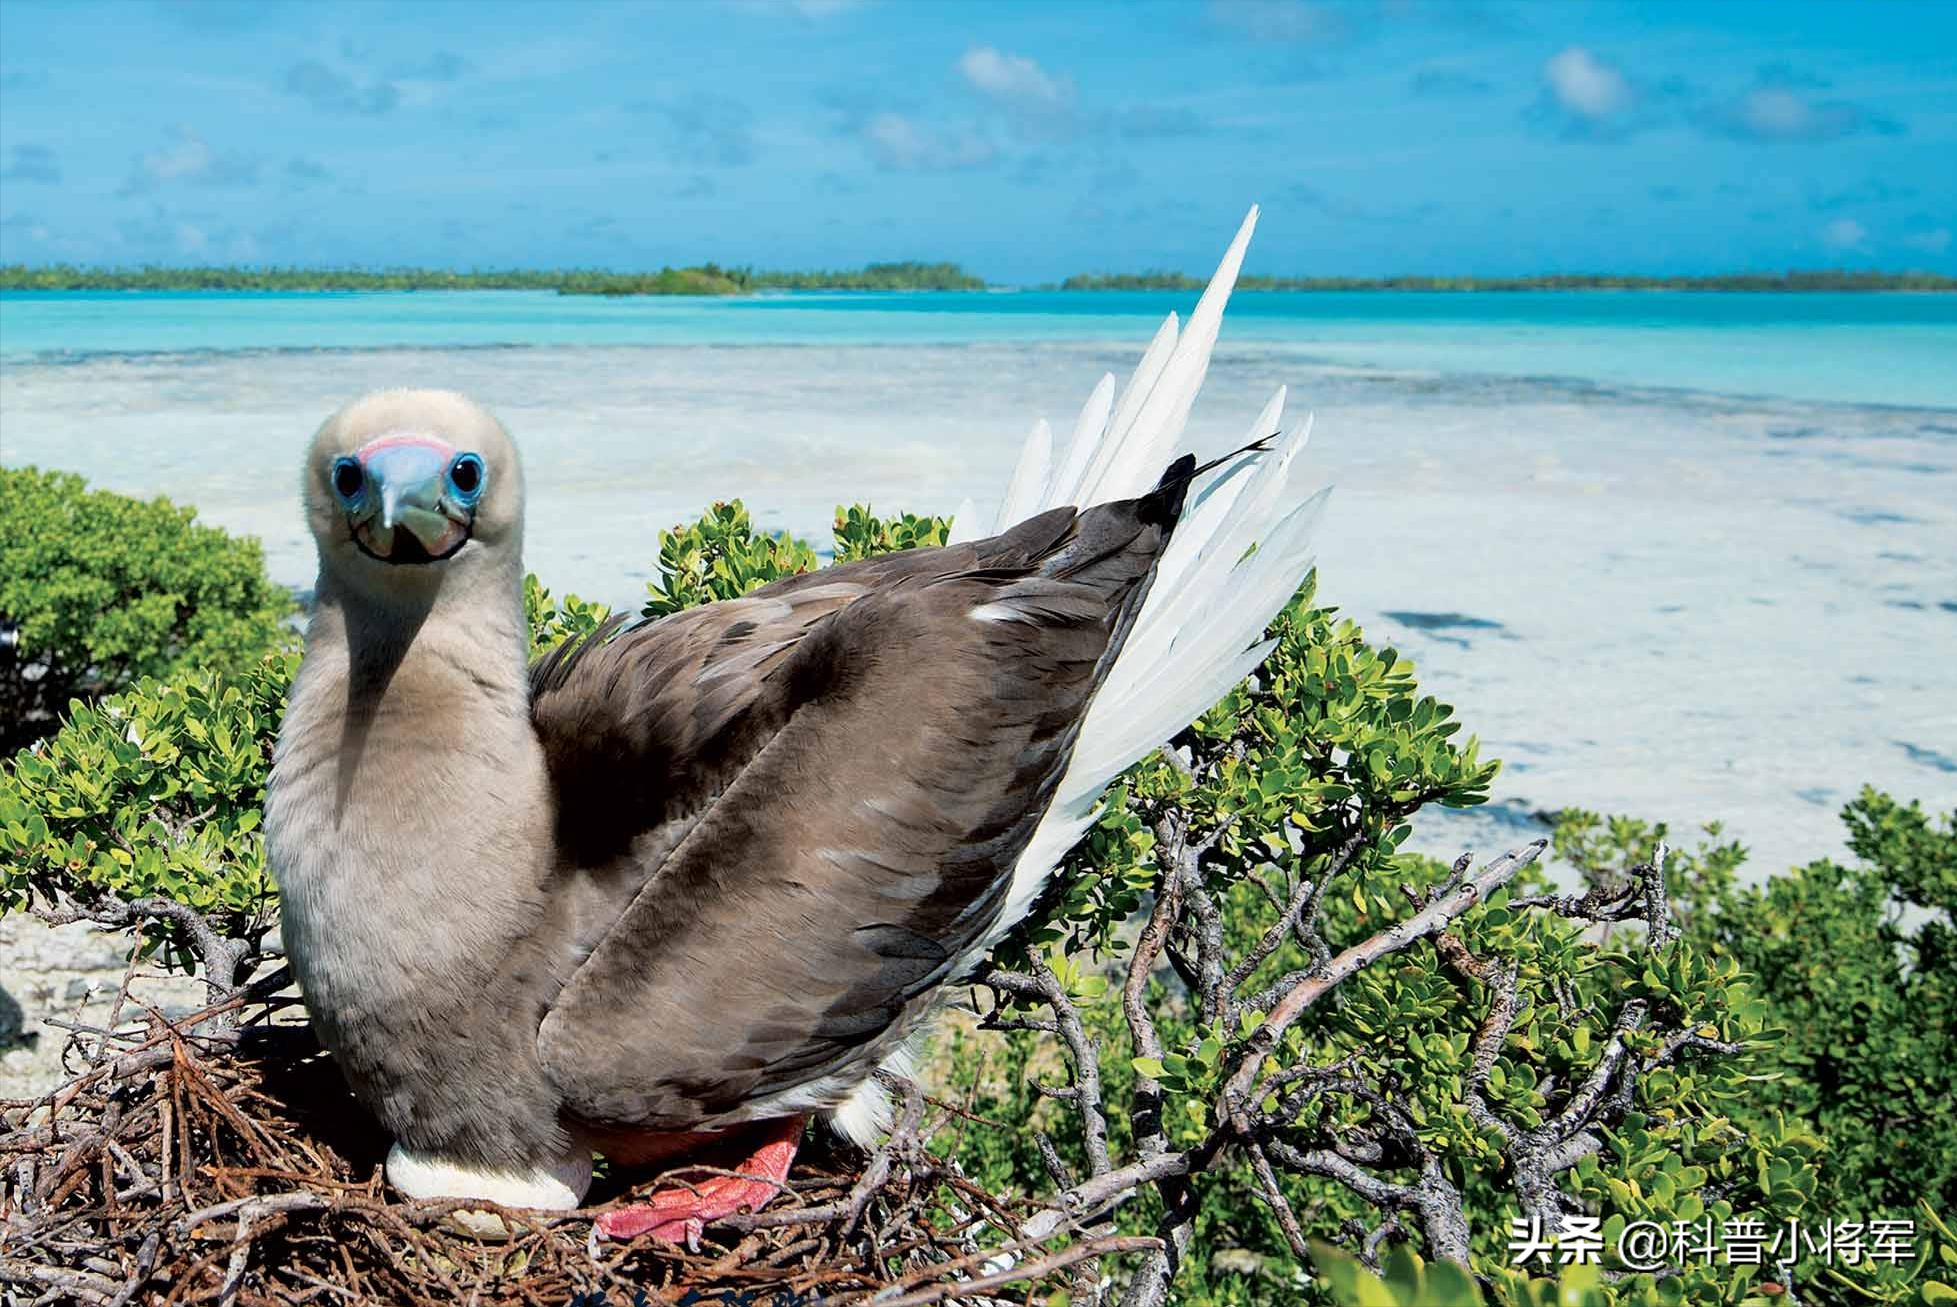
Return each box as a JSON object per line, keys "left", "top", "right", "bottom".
{"left": 0, "top": 988, "right": 1115, "bottom": 1303}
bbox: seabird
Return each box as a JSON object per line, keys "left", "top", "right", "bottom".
{"left": 265, "top": 206, "right": 1325, "bottom": 1241}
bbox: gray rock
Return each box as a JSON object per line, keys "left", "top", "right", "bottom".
{"left": 0, "top": 984, "right": 22, "bottom": 1047}
{"left": 0, "top": 914, "right": 209, "bottom": 1098}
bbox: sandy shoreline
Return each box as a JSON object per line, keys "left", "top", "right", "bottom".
{"left": 3, "top": 339, "right": 1954, "bottom": 878}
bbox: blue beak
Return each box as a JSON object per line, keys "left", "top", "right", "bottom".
{"left": 346, "top": 439, "right": 472, "bottom": 563}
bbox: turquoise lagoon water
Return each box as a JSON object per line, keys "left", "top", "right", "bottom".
{"left": 4, "top": 287, "right": 1954, "bottom": 407}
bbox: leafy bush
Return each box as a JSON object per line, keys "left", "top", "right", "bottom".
{"left": 640, "top": 500, "right": 822, "bottom": 618}
{"left": 0, "top": 652, "right": 297, "bottom": 967}
{"left": 1556, "top": 794, "right": 1957, "bottom": 1217}
{"left": 523, "top": 575, "right": 613, "bottom": 661}
{"left": 637, "top": 499, "right": 952, "bottom": 617}
{"left": 831, "top": 504, "right": 952, "bottom": 562}
{"left": 952, "top": 788, "right": 1951, "bottom": 1305}
{"left": 0, "top": 466, "right": 293, "bottom": 750}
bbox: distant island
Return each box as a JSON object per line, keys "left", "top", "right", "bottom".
{"left": 1058, "top": 269, "right": 1957, "bottom": 292}
{"left": 0, "top": 260, "right": 985, "bottom": 295}
{"left": 3, "top": 262, "right": 1951, "bottom": 294}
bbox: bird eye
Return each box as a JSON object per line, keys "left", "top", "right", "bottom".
{"left": 448, "top": 453, "right": 485, "bottom": 503}
{"left": 332, "top": 458, "right": 364, "bottom": 501}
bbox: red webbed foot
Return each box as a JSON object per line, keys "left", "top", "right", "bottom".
{"left": 595, "top": 1115, "right": 804, "bottom": 1248}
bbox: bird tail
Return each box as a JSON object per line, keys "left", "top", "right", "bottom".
{"left": 961, "top": 203, "right": 1329, "bottom": 947}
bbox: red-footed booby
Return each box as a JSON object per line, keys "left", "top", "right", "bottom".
{"left": 265, "top": 206, "right": 1325, "bottom": 1243}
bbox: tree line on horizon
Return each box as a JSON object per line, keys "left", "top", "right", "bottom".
{"left": 0, "top": 260, "right": 985, "bottom": 295}
{"left": 2, "top": 261, "right": 1952, "bottom": 294}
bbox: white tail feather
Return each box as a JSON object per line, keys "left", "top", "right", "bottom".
{"left": 1068, "top": 314, "right": 1178, "bottom": 508}
{"left": 947, "top": 496, "right": 983, "bottom": 547}
{"left": 1044, "top": 373, "right": 1116, "bottom": 514}
{"left": 971, "top": 202, "right": 1327, "bottom": 951}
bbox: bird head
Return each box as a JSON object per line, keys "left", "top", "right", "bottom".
{"left": 304, "top": 389, "right": 523, "bottom": 602}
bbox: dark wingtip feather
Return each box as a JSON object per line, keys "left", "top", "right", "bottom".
{"left": 1154, "top": 453, "right": 1199, "bottom": 492}
{"left": 1139, "top": 454, "right": 1199, "bottom": 526}
{"left": 1141, "top": 431, "right": 1279, "bottom": 528}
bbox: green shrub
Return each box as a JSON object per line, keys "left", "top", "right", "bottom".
{"left": 640, "top": 500, "right": 822, "bottom": 618}
{"left": 1310, "top": 1242, "right": 1485, "bottom": 1307}
{"left": 831, "top": 504, "right": 952, "bottom": 562}
{"left": 0, "top": 652, "right": 298, "bottom": 964}
{"left": 523, "top": 575, "right": 613, "bottom": 661}
{"left": 0, "top": 466, "right": 293, "bottom": 749}
{"left": 950, "top": 797, "right": 1949, "bottom": 1306}
{"left": 639, "top": 500, "right": 953, "bottom": 616}
{"left": 1556, "top": 793, "right": 1957, "bottom": 1217}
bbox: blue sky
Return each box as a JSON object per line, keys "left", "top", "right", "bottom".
{"left": 0, "top": 0, "right": 1952, "bottom": 281}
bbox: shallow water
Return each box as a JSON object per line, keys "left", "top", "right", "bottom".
{"left": 5, "top": 287, "right": 1955, "bottom": 407}
{"left": 1, "top": 291, "right": 1953, "bottom": 878}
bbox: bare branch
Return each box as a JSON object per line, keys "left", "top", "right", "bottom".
{"left": 1225, "top": 829, "right": 1364, "bottom": 998}
{"left": 979, "top": 959, "right": 1111, "bottom": 1178}
{"left": 1222, "top": 839, "right": 1548, "bottom": 1118}
{"left": 27, "top": 895, "right": 258, "bottom": 1008}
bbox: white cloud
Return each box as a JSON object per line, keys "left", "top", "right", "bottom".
{"left": 1820, "top": 218, "right": 1869, "bottom": 251}
{"left": 862, "top": 112, "right": 995, "bottom": 171}
{"left": 117, "top": 126, "right": 259, "bottom": 196}
{"left": 864, "top": 113, "right": 926, "bottom": 166}
{"left": 1693, "top": 65, "right": 1900, "bottom": 142}
{"left": 1904, "top": 227, "right": 1951, "bottom": 256}
{"left": 1741, "top": 88, "right": 1815, "bottom": 137}
{"left": 146, "top": 128, "right": 215, "bottom": 183}
{"left": 958, "top": 46, "right": 1072, "bottom": 117}
{"left": 1698, "top": 82, "right": 1899, "bottom": 142}
{"left": 1544, "top": 47, "right": 1632, "bottom": 120}
{"left": 112, "top": 204, "right": 260, "bottom": 261}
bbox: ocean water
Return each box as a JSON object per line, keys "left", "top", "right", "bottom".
{"left": 1, "top": 288, "right": 1953, "bottom": 877}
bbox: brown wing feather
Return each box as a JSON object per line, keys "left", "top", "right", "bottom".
{"left": 529, "top": 486, "right": 1183, "bottom": 1131}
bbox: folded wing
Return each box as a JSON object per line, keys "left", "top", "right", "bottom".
{"left": 527, "top": 482, "right": 1185, "bottom": 1130}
